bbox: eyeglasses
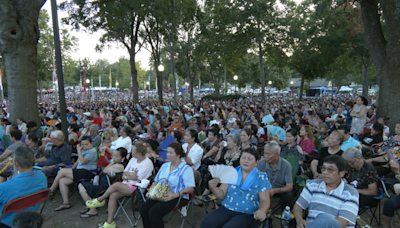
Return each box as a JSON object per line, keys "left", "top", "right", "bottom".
{"left": 320, "top": 167, "right": 338, "bottom": 174}
{"left": 347, "top": 159, "right": 357, "bottom": 166}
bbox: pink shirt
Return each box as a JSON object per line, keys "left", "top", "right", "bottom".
{"left": 299, "top": 138, "right": 317, "bottom": 156}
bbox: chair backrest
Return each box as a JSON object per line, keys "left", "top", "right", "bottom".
{"left": 0, "top": 188, "right": 50, "bottom": 221}
{"left": 280, "top": 155, "right": 299, "bottom": 184}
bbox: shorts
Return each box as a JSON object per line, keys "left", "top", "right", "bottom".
{"left": 125, "top": 182, "right": 138, "bottom": 193}
{"left": 73, "top": 169, "right": 95, "bottom": 181}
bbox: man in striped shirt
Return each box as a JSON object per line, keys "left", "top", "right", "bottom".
{"left": 293, "top": 155, "right": 359, "bottom": 228}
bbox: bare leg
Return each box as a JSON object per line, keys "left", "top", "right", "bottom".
{"left": 107, "top": 190, "right": 130, "bottom": 224}
{"left": 50, "top": 168, "right": 73, "bottom": 193}
{"left": 78, "top": 183, "right": 91, "bottom": 202}
{"left": 383, "top": 215, "right": 392, "bottom": 228}
{"left": 59, "top": 177, "right": 73, "bottom": 205}
{"left": 98, "top": 182, "right": 130, "bottom": 203}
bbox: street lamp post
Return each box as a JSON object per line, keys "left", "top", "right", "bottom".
{"left": 185, "top": 82, "right": 189, "bottom": 100}
{"left": 86, "top": 79, "right": 90, "bottom": 101}
{"left": 233, "top": 75, "right": 238, "bottom": 93}
{"left": 115, "top": 81, "right": 119, "bottom": 97}
{"left": 146, "top": 81, "right": 150, "bottom": 100}
{"left": 158, "top": 65, "right": 164, "bottom": 98}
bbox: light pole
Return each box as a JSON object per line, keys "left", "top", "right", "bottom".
{"left": 233, "top": 75, "right": 238, "bottom": 93}
{"left": 158, "top": 65, "right": 164, "bottom": 97}
{"left": 115, "top": 81, "right": 119, "bottom": 97}
{"left": 86, "top": 79, "right": 90, "bottom": 101}
{"left": 146, "top": 81, "right": 150, "bottom": 99}
{"left": 185, "top": 82, "right": 189, "bottom": 100}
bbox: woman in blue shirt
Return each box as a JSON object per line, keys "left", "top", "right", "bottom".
{"left": 49, "top": 136, "right": 98, "bottom": 211}
{"left": 201, "top": 148, "right": 272, "bottom": 228}
{"left": 139, "top": 142, "right": 195, "bottom": 228}
{"left": 229, "top": 120, "right": 243, "bottom": 134}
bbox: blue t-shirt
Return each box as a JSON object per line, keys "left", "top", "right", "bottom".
{"left": 230, "top": 129, "right": 242, "bottom": 134}
{"left": 77, "top": 147, "right": 98, "bottom": 170}
{"left": 0, "top": 171, "right": 47, "bottom": 226}
{"left": 222, "top": 170, "right": 271, "bottom": 214}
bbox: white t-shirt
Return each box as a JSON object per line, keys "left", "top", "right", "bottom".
{"left": 111, "top": 136, "right": 132, "bottom": 153}
{"left": 182, "top": 143, "right": 203, "bottom": 171}
{"left": 123, "top": 157, "right": 154, "bottom": 185}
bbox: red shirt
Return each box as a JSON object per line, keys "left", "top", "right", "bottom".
{"left": 91, "top": 117, "right": 102, "bottom": 126}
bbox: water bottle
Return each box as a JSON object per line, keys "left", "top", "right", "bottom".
{"left": 281, "top": 206, "right": 291, "bottom": 228}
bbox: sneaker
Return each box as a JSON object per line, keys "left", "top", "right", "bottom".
{"left": 180, "top": 206, "right": 187, "bottom": 217}
{"left": 99, "top": 221, "right": 116, "bottom": 228}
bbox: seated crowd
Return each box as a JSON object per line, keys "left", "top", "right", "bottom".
{"left": 0, "top": 94, "right": 399, "bottom": 228}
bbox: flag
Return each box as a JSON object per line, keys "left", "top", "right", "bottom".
{"left": 148, "top": 71, "right": 150, "bottom": 91}
{"left": 0, "top": 69, "right": 2, "bottom": 91}
{"left": 52, "top": 65, "right": 56, "bottom": 85}
{"left": 99, "top": 75, "right": 101, "bottom": 87}
{"left": 168, "top": 78, "right": 170, "bottom": 93}
{"left": 79, "top": 74, "right": 82, "bottom": 88}
{"left": 209, "top": 80, "right": 211, "bottom": 92}
{"left": 109, "top": 68, "right": 112, "bottom": 88}
{"left": 83, "top": 67, "right": 86, "bottom": 93}
{"left": 185, "top": 79, "right": 187, "bottom": 93}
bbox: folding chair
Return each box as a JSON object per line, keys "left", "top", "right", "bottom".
{"left": 164, "top": 192, "right": 195, "bottom": 228}
{"left": 358, "top": 188, "right": 384, "bottom": 226}
{"left": 113, "top": 179, "right": 152, "bottom": 227}
{"left": 69, "top": 167, "right": 102, "bottom": 205}
{"left": 0, "top": 188, "right": 50, "bottom": 222}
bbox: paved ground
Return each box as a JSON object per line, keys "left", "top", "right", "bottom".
{"left": 40, "top": 191, "right": 398, "bottom": 228}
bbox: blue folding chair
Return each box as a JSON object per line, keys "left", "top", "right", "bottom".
{"left": 358, "top": 188, "right": 384, "bottom": 225}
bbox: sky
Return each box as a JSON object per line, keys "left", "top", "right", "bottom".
{"left": 43, "top": 0, "right": 303, "bottom": 71}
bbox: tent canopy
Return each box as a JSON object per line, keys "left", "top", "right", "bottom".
{"left": 339, "top": 86, "right": 353, "bottom": 92}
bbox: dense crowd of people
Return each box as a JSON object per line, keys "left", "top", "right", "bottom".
{"left": 0, "top": 91, "right": 398, "bottom": 228}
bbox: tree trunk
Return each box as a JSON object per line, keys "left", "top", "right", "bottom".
{"left": 129, "top": 52, "right": 138, "bottom": 103}
{"left": 360, "top": 0, "right": 400, "bottom": 134}
{"left": 258, "top": 41, "right": 265, "bottom": 103}
{"left": 299, "top": 73, "right": 305, "bottom": 99}
{"left": 0, "top": 0, "right": 45, "bottom": 124}
{"left": 38, "top": 77, "right": 43, "bottom": 102}
{"left": 169, "top": 0, "right": 177, "bottom": 107}
{"left": 361, "top": 56, "right": 371, "bottom": 98}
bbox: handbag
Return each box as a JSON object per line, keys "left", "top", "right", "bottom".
{"left": 146, "top": 178, "right": 171, "bottom": 201}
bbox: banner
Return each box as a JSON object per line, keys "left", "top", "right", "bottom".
{"left": 79, "top": 74, "right": 82, "bottom": 88}
{"left": 52, "top": 65, "right": 56, "bottom": 85}
{"left": 83, "top": 67, "right": 86, "bottom": 93}
{"left": 99, "top": 75, "right": 101, "bottom": 87}
{"left": 0, "top": 69, "right": 2, "bottom": 91}
{"left": 209, "top": 80, "right": 211, "bottom": 92}
{"left": 109, "top": 68, "right": 112, "bottom": 88}
{"left": 168, "top": 78, "right": 170, "bottom": 93}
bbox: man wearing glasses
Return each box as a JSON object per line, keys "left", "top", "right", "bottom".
{"left": 34, "top": 130, "right": 71, "bottom": 176}
{"left": 293, "top": 155, "right": 359, "bottom": 228}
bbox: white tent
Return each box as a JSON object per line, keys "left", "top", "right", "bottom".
{"left": 339, "top": 86, "right": 353, "bottom": 92}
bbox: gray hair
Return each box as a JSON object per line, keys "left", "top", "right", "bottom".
{"left": 84, "top": 120, "right": 92, "bottom": 127}
{"left": 227, "top": 133, "right": 241, "bottom": 146}
{"left": 148, "top": 123, "right": 157, "bottom": 133}
{"left": 264, "top": 141, "right": 281, "bottom": 154}
{"left": 342, "top": 146, "right": 363, "bottom": 161}
{"left": 14, "top": 147, "right": 35, "bottom": 169}
{"left": 50, "top": 130, "right": 64, "bottom": 139}
{"left": 103, "top": 128, "right": 112, "bottom": 135}
{"left": 89, "top": 124, "right": 99, "bottom": 132}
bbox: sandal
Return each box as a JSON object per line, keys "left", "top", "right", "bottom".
{"left": 99, "top": 221, "right": 116, "bottom": 228}
{"left": 80, "top": 212, "right": 99, "bottom": 218}
{"left": 86, "top": 198, "right": 106, "bottom": 209}
{"left": 48, "top": 191, "right": 55, "bottom": 200}
{"left": 80, "top": 208, "right": 90, "bottom": 214}
{"left": 54, "top": 204, "right": 71, "bottom": 211}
